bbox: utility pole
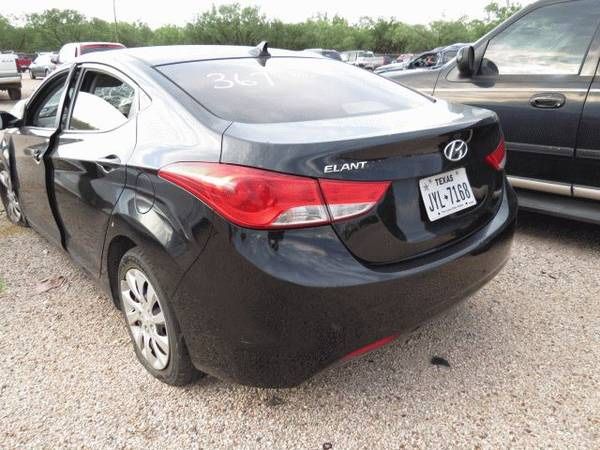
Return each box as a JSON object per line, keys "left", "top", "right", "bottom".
{"left": 113, "top": 0, "right": 119, "bottom": 41}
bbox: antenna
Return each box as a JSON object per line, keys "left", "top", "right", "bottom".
{"left": 250, "top": 41, "right": 270, "bottom": 58}
{"left": 113, "top": 0, "right": 119, "bottom": 41}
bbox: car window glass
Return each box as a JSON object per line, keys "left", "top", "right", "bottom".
{"left": 413, "top": 54, "right": 437, "bottom": 68}
{"left": 442, "top": 51, "right": 457, "bottom": 64}
{"left": 29, "top": 76, "right": 67, "bottom": 128}
{"left": 158, "top": 57, "right": 431, "bottom": 124}
{"left": 69, "top": 71, "right": 135, "bottom": 131}
{"left": 483, "top": 0, "right": 600, "bottom": 75}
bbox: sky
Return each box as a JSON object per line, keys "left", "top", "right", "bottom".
{"left": 4, "top": 0, "right": 536, "bottom": 28}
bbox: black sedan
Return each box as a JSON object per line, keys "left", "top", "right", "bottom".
{"left": 0, "top": 44, "right": 517, "bottom": 387}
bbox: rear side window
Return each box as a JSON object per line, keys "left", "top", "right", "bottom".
{"left": 157, "top": 57, "right": 431, "bottom": 124}
{"left": 69, "top": 71, "right": 135, "bottom": 131}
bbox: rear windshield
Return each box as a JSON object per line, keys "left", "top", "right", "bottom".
{"left": 80, "top": 45, "right": 124, "bottom": 55}
{"left": 323, "top": 51, "right": 342, "bottom": 61}
{"left": 157, "top": 57, "right": 431, "bottom": 124}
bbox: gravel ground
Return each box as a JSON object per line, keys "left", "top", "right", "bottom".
{"left": 0, "top": 75, "right": 40, "bottom": 109}
{"left": 0, "top": 77, "right": 599, "bottom": 448}
{"left": 0, "top": 206, "right": 598, "bottom": 448}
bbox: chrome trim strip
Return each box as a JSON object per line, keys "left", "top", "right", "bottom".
{"left": 508, "top": 176, "right": 571, "bottom": 196}
{"left": 576, "top": 148, "right": 600, "bottom": 160}
{"left": 507, "top": 142, "right": 573, "bottom": 157}
{"left": 573, "top": 185, "right": 600, "bottom": 201}
{"left": 435, "top": 88, "right": 588, "bottom": 93}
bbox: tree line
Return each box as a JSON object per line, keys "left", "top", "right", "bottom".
{"left": 0, "top": 2, "right": 520, "bottom": 55}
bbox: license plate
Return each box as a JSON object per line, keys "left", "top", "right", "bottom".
{"left": 419, "top": 168, "right": 476, "bottom": 222}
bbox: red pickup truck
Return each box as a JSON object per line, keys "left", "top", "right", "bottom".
{"left": 15, "top": 54, "right": 33, "bottom": 73}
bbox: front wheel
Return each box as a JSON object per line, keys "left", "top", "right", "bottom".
{"left": 118, "top": 247, "right": 202, "bottom": 385}
{"left": 30, "top": 71, "right": 36, "bottom": 80}
{"left": 0, "top": 146, "right": 27, "bottom": 226}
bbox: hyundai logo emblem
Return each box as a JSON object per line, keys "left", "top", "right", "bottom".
{"left": 443, "top": 139, "right": 469, "bottom": 162}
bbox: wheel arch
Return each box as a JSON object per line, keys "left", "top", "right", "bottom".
{"left": 105, "top": 234, "right": 137, "bottom": 307}
{"left": 102, "top": 214, "right": 187, "bottom": 309}
{"left": 101, "top": 188, "right": 210, "bottom": 309}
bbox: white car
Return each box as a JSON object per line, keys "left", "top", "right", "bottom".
{"left": 341, "top": 50, "right": 384, "bottom": 70}
{"left": 54, "top": 42, "right": 126, "bottom": 65}
{"left": 0, "top": 53, "right": 22, "bottom": 100}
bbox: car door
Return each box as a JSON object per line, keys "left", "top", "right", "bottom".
{"left": 572, "top": 33, "right": 600, "bottom": 201}
{"left": 7, "top": 70, "right": 73, "bottom": 246}
{"left": 434, "top": 0, "right": 600, "bottom": 194}
{"left": 49, "top": 64, "right": 138, "bottom": 275}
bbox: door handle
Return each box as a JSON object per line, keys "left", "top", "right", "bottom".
{"left": 96, "top": 155, "right": 121, "bottom": 173}
{"left": 529, "top": 93, "right": 566, "bottom": 109}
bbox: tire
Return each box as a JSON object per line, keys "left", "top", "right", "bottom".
{"left": 117, "top": 247, "right": 201, "bottom": 385}
{"left": 8, "top": 89, "right": 21, "bottom": 101}
{"left": 30, "top": 71, "right": 35, "bottom": 80}
{"left": 0, "top": 147, "right": 27, "bottom": 227}
{"left": 44, "top": 69, "right": 49, "bottom": 78}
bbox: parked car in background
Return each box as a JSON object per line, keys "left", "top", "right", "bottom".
{"left": 341, "top": 50, "right": 384, "bottom": 70}
{"left": 375, "top": 44, "right": 469, "bottom": 75}
{"left": 54, "top": 42, "right": 126, "bottom": 65}
{"left": 382, "top": 54, "right": 394, "bottom": 65}
{"left": 29, "top": 53, "right": 57, "bottom": 79}
{"left": 384, "top": 0, "right": 600, "bottom": 224}
{"left": 0, "top": 44, "right": 515, "bottom": 387}
{"left": 397, "top": 53, "right": 415, "bottom": 63}
{"left": 15, "top": 53, "right": 34, "bottom": 73}
{"left": 0, "top": 53, "right": 21, "bottom": 100}
{"left": 303, "top": 48, "right": 342, "bottom": 60}
{"left": 374, "top": 60, "right": 411, "bottom": 74}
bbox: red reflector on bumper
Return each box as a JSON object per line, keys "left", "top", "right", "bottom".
{"left": 341, "top": 333, "right": 400, "bottom": 361}
{"left": 485, "top": 137, "right": 506, "bottom": 171}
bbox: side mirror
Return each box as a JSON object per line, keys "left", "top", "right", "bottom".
{"left": 456, "top": 45, "right": 475, "bottom": 77}
{"left": 0, "top": 112, "right": 20, "bottom": 130}
{"left": 50, "top": 55, "right": 59, "bottom": 65}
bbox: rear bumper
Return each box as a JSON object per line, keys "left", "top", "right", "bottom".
{"left": 0, "top": 74, "right": 22, "bottom": 88}
{"left": 174, "top": 181, "right": 517, "bottom": 387}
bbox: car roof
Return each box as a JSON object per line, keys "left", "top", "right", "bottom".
{"left": 443, "top": 43, "right": 470, "bottom": 51}
{"left": 72, "top": 42, "right": 124, "bottom": 47}
{"left": 77, "top": 45, "right": 320, "bottom": 67}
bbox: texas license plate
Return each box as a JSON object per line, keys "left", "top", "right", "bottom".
{"left": 419, "top": 168, "right": 476, "bottom": 222}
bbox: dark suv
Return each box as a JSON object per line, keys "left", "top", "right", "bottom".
{"left": 383, "top": 0, "right": 600, "bottom": 224}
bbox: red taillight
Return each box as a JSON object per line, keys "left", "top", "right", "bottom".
{"left": 485, "top": 137, "right": 506, "bottom": 171}
{"left": 341, "top": 334, "right": 400, "bottom": 362}
{"left": 158, "top": 162, "right": 390, "bottom": 229}
{"left": 319, "top": 179, "right": 391, "bottom": 221}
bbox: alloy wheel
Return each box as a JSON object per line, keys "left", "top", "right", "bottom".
{"left": 0, "top": 162, "right": 22, "bottom": 223}
{"left": 120, "top": 268, "right": 170, "bottom": 370}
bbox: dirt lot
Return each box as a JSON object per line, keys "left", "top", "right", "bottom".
{"left": 0, "top": 75, "right": 598, "bottom": 448}
{"left": 0, "top": 204, "right": 598, "bottom": 448}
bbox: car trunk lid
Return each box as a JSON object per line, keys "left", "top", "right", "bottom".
{"left": 222, "top": 101, "right": 504, "bottom": 264}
